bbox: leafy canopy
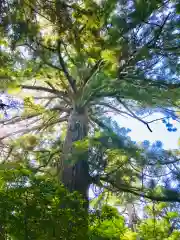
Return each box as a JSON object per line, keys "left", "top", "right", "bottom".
{"left": 0, "top": 0, "right": 180, "bottom": 203}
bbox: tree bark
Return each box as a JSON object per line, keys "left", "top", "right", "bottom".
{"left": 59, "top": 108, "right": 90, "bottom": 239}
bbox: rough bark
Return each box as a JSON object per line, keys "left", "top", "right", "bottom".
{"left": 59, "top": 108, "right": 90, "bottom": 239}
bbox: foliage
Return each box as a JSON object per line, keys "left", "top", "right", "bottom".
{"left": 89, "top": 203, "right": 180, "bottom": 240}
{"left": 0, "top": 161, "right": 179, "bottom": 240}
{"left": 0, "top": 162, "right": 87, "bottom": 240}
{"left": 0, "top": 0, "right": 180, "bottom": 238}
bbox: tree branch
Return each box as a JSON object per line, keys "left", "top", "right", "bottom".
{"left": 147, "top": 117, "right": 167, "bottom": 124}
{"left": 50, "top": 106, "right": 71, "bottom": 113}
{"left": 0, "top": 117, "right": 68, "bottom": 141}
{"left": 147, "top": 157, "right": 180, "bottom": 166}
{"left": 148, "top": 13, "right": 172, "bottom": 48}
{"left": 83, "top": 59, "right": 104, "bottom": 86}
{"left": 20, "top": 84, "right": 67, "bottom": 98}
{"left": 118, "top": 13, "right": 172, "bottom": 74}
{"left": 23, "top": 43, "right": 63, "bottom": 71}
{"left": 0, "top": 114, "right": 40, "bottom": 126}
{"left": 94, "top": 102, "right": 136, "bottom": 118}
{"left": 24, "top": 0, "right": 52, "bottom": 22}
{"left": 45, "top": 81, "right": 57, "bottom": 91}
{"left": 100, "top": 177, "right": 180, "bottom": 203}
{"left": 118, "top": 99, "right": 153, "bottom": 132}
{"left": 57, "top": 40, "right": 76, "bottom": 93}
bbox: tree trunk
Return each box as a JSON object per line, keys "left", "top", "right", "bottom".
{"left": 59, "top": 108, "right": 90, "bottom": 239}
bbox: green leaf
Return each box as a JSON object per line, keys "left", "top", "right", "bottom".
{"left": 7, "top": 86, "right": 21, "bottom": 94}
{"left": 167, "top": 212, "right": 179, "bottom": 219}
{"left": 101, "top": 49, "right": 117, "bottom": 63}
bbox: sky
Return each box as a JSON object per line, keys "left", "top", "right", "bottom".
{"left": 114, "top": 113, "right": 180, "bottom": 150}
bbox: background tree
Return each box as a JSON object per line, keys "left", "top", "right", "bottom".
{"left": 90, "top": 202, "right": 180, "bottom": 240}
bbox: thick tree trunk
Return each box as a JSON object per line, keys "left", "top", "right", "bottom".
{"left": 59, "top": 109, "right": 90, "bottom": 239}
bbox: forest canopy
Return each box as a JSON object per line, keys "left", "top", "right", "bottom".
{"left": 0, "top": 0, "right": 180, "bottom": 239}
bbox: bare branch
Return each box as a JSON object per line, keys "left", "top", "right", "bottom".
{"left": 20, "top": 84, "right": 67, "bottom": 98}
{"left": 118, "top": 99, "right": 153, "bottom": 132}
{"left": 34, "top": 96, "right": 58, "bottom": 100}
{"left": 0, "top": 105, "right": 70, "bottom": 129}
{"left": 147, "top": 117, "right": 167, "bottom": 124}
{"left": 0, "top": 114, "right": 40, "bottom": 126}
{"left": 57, "top": 40, "right": 76, "bottom": 93}
{"left": 50, "top": 106, "right": 71, "bottom": 113}
{"left": 94, "top": 102, "right": 135, "bottom": 118}
{"left": 0, "top": 117, "right": 68, "bottom": 141}
{"left": 45, "top": 81, "right": 57, "bottom": 91}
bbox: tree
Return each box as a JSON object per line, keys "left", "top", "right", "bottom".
{"left": 0, "top": 0, "right": 180, "bottom": 237}
{"left": 90, "top": 203, "right": 180, "bottom": 239}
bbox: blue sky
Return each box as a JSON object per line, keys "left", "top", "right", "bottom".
{"left": 114, "top": 113, "right": 180, "bottom": 150}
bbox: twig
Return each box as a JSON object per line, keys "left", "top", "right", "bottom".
{"left": 118, "top": 99, "right": 153, "bottom": 132}
{"left": 147, "top": 117, "right": 167, "bottom": 124}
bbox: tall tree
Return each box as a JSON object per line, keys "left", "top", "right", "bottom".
{"left": 0, "top": 0, "right": 180, "bottom": 237}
